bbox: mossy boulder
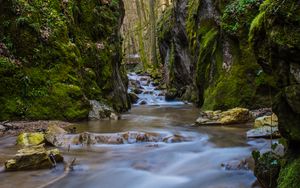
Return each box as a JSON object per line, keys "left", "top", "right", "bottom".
{"left": 16, "top": 132, "right": 45, "bottom": 146}
{"left": 219, "top": 107, "right": 252, "bottom": 124}
{"left": 195, "top": 107, "right": 253, "bottom": 125}
{"left": 5, "top": 144, "right": 63, "bottom": 171}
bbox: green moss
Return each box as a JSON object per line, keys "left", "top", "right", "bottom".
{"left": 0, "top": 0, "right": 127, "bottom": 120}
{"left": 249, "top": 11, "right": 265, "bottom": 42}
{"left": 278, "top": 158, "right": 300, "bottom": 188}
{"left": 16, "top": 132, "right": 45, "bottom": 146}
{"left": 222, "top": 0, "right": 262, "bottom": 36}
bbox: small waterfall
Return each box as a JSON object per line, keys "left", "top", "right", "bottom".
{"left": 128, "top": 72, "right": 185, "bottom": 106}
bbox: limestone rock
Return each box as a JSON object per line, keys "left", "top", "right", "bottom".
{"left": 0, "top": 124, "right": 5, "bottom": 131}
{"left": 42, "top": 131, "right": 193, "bottom": 147}
{"left": 16, "top": 132, "right": 45, "bottom": 146}
{"left": 5, "top": 145, "right": 63, "bottom": 171}
{"left": 45, "top": 125, "right": 67, "bottom": 147}
{"left": 219, "top": 108, "right": 252, "bottom": 124}
{"left": 196, "top": 108, "right": 253, "bottom": 125}
{"left": 254, "top": 113, "right": 278, "bottom": 128}
{"left": 88, "top": 100, "right": 120, "bottom": 120}
{"left": 247, "top": 126, "right": 281, "bottom": 139}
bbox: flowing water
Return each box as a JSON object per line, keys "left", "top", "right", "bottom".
{"left": 0, "top": 74, "right": 271, "bottom": 188}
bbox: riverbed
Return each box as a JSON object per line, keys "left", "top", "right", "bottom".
{"left": 0, "top": 104, "right": 272, "bottom": 188}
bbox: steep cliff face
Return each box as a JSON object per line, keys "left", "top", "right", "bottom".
{"left": 158, "top": 0, "right": 300, "bottom": 187}
{"left": 0, "top": 0, "right": 130, "bottom": 120}
{"left": 250, "top": 1, "right": 300, "bottom": 187}
{"left": 158, "top": 0, "right": 276, "bottom": 110}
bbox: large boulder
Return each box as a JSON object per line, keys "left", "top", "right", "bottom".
{"left": 196, "top": 108, "right": 253, "bottom": 125}
{"left": 16, "top": 132, "right": 45, "bottom": 146}
{"left": 5, "top": 145, "right": 63, "bottom": 171}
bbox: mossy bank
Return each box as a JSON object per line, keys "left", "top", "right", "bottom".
{"left": 0, "top": 0, "right": 130, "bottom": 121}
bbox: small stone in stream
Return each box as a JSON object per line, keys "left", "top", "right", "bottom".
{"left": 0, "top": 124, "right": 5, "bottom": 131}
{"left": 247, "top": 126, "right": 281, "bottom": 139}
{"left": 143, "top": 91, "right": 154, "bottom": 95}
{"left": 133, "top": 88, "right": 143, "bottom": 94}
{"left": 221, "top": 159, "right": 249, "bottom": 170}
{"left": 139, "top": 100, "right": 147, "bottom": 105}
{"left": 5, "top": 144, "right": 63, "bottom": 171}
{"left": 110, "top": 112, "right": 121, "bottom": 120}
{"left": 129, "top": 92, "right": 139, "bottom": 103}
{"left": 254, "top": 113, "right": 278, "bottom": 128}
{"left": 16, "top": 132, "right": 45, "bottom": 146}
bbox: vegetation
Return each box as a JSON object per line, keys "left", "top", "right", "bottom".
{"left": 0, "top": 0, "right": 129, "bottom": 120}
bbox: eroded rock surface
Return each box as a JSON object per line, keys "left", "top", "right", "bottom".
{"left": 5, "top": 144, "right": 63, "bottom": 171}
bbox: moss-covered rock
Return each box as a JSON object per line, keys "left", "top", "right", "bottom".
{"left": 5, "top": 144, "right": 63, "bottom": 171}
{"left": 16, "top": 132, "right": 45, "bottom": 146}
{"left": 157, "top": 0, "right": 277, "bottom": 109}
{"left": 0, "top": 0, "right": 129, "bottom": 121}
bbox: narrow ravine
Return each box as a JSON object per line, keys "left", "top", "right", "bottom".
{"left": 0, "top": 73, "right": 273, "bottom": 188}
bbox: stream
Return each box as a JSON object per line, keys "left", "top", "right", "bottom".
{"left": 0, "top": 73, "right": 272, "bottom": 188}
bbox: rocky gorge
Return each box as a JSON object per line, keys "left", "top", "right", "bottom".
{"left": 0, "top": 0, "right": 299, "bottom": 187}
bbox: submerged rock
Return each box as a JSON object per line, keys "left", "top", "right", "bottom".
{"left": 16, "top": 132, "right": 45, "bottom": 146}
{"left": 45, "top": 131, "right": 193, "bottom": 147}
{"left": 254, "top": 113, "right": 278, "bottom": 128}
{"left": 247, "top": 126, "right": 281, "bottom": 139}
{"left": 5, "top": 145, "right": 63, "bottom": 171}
{"left": 88, "top": 100, "right": 120, "bottom": 120}
{"left": 196, "top": 108, "right": 253, "bottom": 125}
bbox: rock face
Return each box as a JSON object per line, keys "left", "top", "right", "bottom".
{"left": 195, "top": 108, "right": 253, "bottom": 125}
{"left": 249, "top": 2, "right": 300, "bottom": 187}
{"left": 5, "top": 145, "right": 63, "bottom": 171}
{"left": 0, "top": 0, "right": 130, "bottom": 121}
{"left": 157, "top": 0, "right": 276, "bottom": 110}
{"left": 250, "top": 1, "right": 300, "bottom": 147}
